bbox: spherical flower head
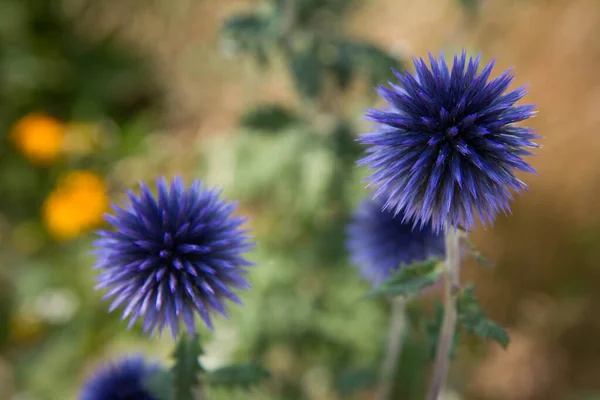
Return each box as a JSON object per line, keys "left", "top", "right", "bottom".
{"left": 93, "top": 177, "right": 255, "bottom": 337}
{"left": 358, "top": 51, "right": 540, "bottom": 232}
{"left": 347, "top": 197, "right": 445, "bottom": 287}
{"left": 80, "top": 356, "right": 163, "bottom": 400}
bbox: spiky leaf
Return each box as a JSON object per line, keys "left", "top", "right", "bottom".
{"left": 319, "top": 39, "right": 401, "bottom": 90}
{"left": 206, "top": 363, "right": 271, "bottom": 389}
{"left": 462, "top": 238, "right": 493, "bottom": 268}
{"left": 221, "top": 13, "right": 273, "bottom": 65}
{"left": 287, "top": 45, "right": 323, "bottom": 99}
{"left": 366, "top": 258, "right": 443, "bottom": 298}
{"left": 457, "top": 285, "right": 510, "bottom": 349}
{"left": 240, "top": 105, "right": 299, "bottom": 132}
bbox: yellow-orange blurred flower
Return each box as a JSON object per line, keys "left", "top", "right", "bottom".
{"left": 43, "top": 171, "right": 109, "bottom": 240}
{"left": 11, "top": 113, "right": 65, "bottom": 165}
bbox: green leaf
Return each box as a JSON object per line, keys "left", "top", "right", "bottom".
{"left": 455, "top": 0, "right": 479, "bottom": 15}
{"left": 144, "top": 369, "right": 174, "bottom": 400}
{"left": 329, "top": 121, "right": 360, "bottom": 163}
{"left": 318, "top": 42, "right": 355, "bottom": 91}
{"left": 206, "top": 363, "right": 271, "bottom": 389}
{"left": 315, "top": 39, "right": 402, "bottom": 92}
{"left": 365, "top": 258, "right": 443, "bottom": 298}
{"left": 240, "top": 105, "right": 299, "bottom": 132}
{"left": 335, "top": 366, "right": 377, "bottom": 398}
{"left": 424, "top": 301, "right": 461, "bottom": 361}
{"left": 457, "top": 285, "right": 510, "bottom": 349}
{"left": 351, "top": 42, "right": 402, "bottom": 87}
{"left": 462, "top": 238, "right": 493, "bottom": 268}
{"left": 221, "top": 13, "right": 273, "bottom": 65}
{"left": 171, "top": 335, "right": 204, "bottom": 400}
{"left": 295, "top": 0, "right": 357, "bottom": 26}
{"left": 287, "top": 44, "right": 323, "bottom": 99}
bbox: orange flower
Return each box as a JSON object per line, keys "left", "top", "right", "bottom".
{"left": 11, "top": 113, "right": 64, "bottom": 165}
{"left": 43, "top": 171, "right": 109, "bottom": 240}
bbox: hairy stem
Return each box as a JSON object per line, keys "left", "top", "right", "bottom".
{"left": 375, "top": 296, "right": 408, "bottom": 400}
{"left": 428, "top": 228, "right": 461, "bottom": 400}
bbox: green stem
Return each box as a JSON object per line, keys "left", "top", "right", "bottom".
{"left": 427, "top": 228, "right": 461, "bottom": 400}
{"left": 375, "top": 296, "right": 408, "bottom": 400}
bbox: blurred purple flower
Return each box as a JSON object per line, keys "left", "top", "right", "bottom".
{"left": 347, "top": 197, "right": 444, "bottom": 287}
{"left": 93, "top": 177, "right": 255, "bottom": 337}
{"left": 358, "top": 50, "right": 539, "bottom": 232}
{"left": 80, "top": 356, "right": 162, "bottom": 400}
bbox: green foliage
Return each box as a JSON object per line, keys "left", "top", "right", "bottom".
{"left": 206, "top": 363, "right": 271, "bottom": 389}
{"left": 366, "top": 258, "right": 443, "bottom": 298}
{"left": 270, "top": 0, "right": 358, "bottom": 30}
{"left": 392, "top": 333, "right": 431, "bottom": 399}
{"left": 327, "top": 40, "right": 402, "bottom": 87}
{"left": 145, "top": 369, "right": 174, "bottom": 400}
{"left": 221, "top": 0, "right": 403, "bottom": 98}
{"left": 335, "top": 366, "right": 377, "bottom": 398}
{"left": 171, "top": 335, "right": 204, "bottom": 400}
{"left": 287, "top": 41, "right": 324, "bottom": 99}
{"left": 457, "top": 285, "right": 510, "bottom": 349}
{"left": 455, "top": 0, "right": 480, "bottom": 15}
{"left": 0, "top": 0, "right": 160, "bottom": 122}
{"left": 295, "top": 0, "right": 357, "bottom": 27}
{"left": 462, "top": 238, "right": 493, "bottom": 268}
{"left": 240, "top": 105, "right": 299, "bottom": 132}
{"left": 217, "top": 126, "right": 340, "bottom": 215}
{"left": 221, "top": 13, "right": 274, "bottom": 66}
{"left": 0, "top": 273, "right": 14, "bottom": 350}
{"left": 200, "top": 112, "right": 387, "bottom": 397}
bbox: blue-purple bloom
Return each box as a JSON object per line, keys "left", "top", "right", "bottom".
{"left": 347, "top": 197, "right": 445, "bottom": 287}
{"left": 358, "top": 51, "right": 540, "bottom": 232}
{"left": 93, "top": 177, "right": 255, "bottom": 337}
{"left": 80, "top": 356, "right": 162, "bottom": 400}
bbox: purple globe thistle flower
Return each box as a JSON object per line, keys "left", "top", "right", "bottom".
{"left": 358, "top": 50, "right": 540, "bottom": 232}
{"left": 80, "top": 356, "right": 163, "bottom": 400}
{"left": 347, "top": 197, "right": 445, "bottom": 287}
{"left": 93, "top": 177, "right": 255, "bottom": 337}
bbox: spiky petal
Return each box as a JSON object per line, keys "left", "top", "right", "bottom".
{"left": 80, "top": 356, "right": 163, "bottom": 400}
{"left": 358, "top": 50, "right": 540, "bottom": 232}
{"left": 347, "top": 197, "right": 445, "bottom": 287}
{"left": 93, "top": 177, "right": 255, "bottom": 337}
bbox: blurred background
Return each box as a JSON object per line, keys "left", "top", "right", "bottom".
{"left": 0, "top": 0, "right": 599, "bottom": 399}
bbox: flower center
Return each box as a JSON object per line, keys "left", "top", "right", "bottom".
{"left": 159, "top": 232, "right": 175, "bottom": 261}
{"left": 159, "top": 249, "right": 171, "bottom": 259}
{"left": 445, "top": 126, "right": 459, "bottom": 138}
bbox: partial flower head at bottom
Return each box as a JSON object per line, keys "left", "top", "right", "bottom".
{"left": 80, "top": 356, "right": 163, "bottom": 400}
